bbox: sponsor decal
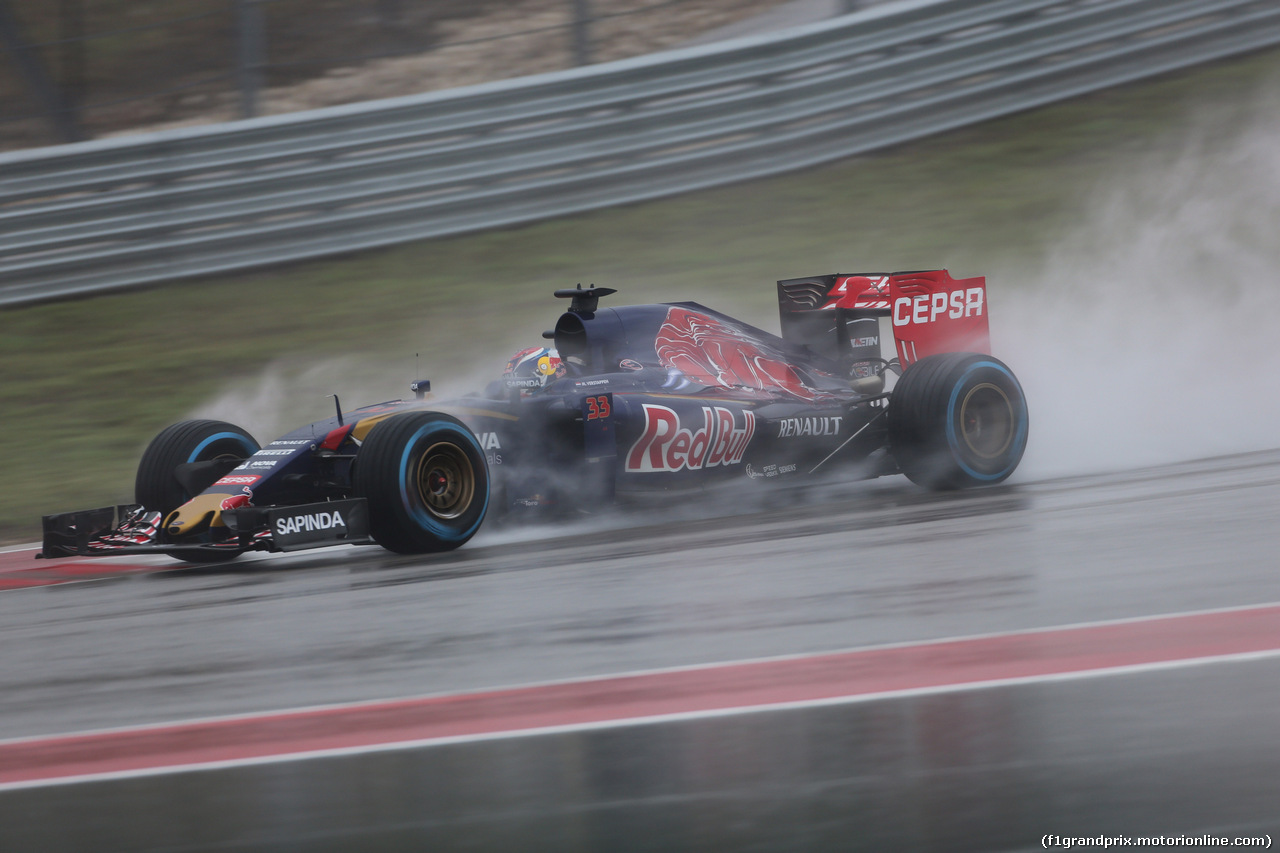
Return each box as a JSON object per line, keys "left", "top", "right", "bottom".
{"left": 219, "top": 488, "right": 253, "bottom": 511}
{"left": 655, "top": 307, "right": 830, "bottom": 402}
{"left": 215, "top": 475, "right": 261, "bottom": 486}
{"left": 745, "top": 462, "right": 799, "bottom": 480}
{"left": 618, "top": 359, "right": 644, "bottom": 371}
{"left": 234, "top": 460, "right": 278, "bottom": 470}
{"left": 888, "top": 274, "right": 990, "bottom": 367}
{"left": 472, "top": 432, "right": 501, "bottom": 465}
{"left": 503, "top": 347, "right": 560, "bottom": 392}
{"left": 625, "top": 404, "right": 756, "bottom": 473}
{"left": 822, "top": 275, "right": 889, "bottom": 310}
{"left": 252, "top": 449, "right": 295, "bottom": 457}
{"left": 505, "top": 346, "right": 551, "bottom": 374}
{"left": 268, "top": 439, "right": 312, "bottom": 446}
{"left": 275, "top": 510, "right": 346, "bottom": 537}
{"left": 777, "top": 416, "right": 841, "bottom": 438}
{"left": 850, "top": 336, "right": 879, "bottom": 348}
{"left": 892, "top": 287, "right": 984, "bottom": 326}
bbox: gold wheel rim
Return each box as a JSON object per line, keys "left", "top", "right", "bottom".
{"left": 415, "top": 442, "right": 475, "bottom": 520}
{"left": 959, "top": 383, "right": 1015, "bottom": 459}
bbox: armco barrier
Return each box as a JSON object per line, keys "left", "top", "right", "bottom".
{"left": 1, "top": 0, "right": 1278, "bottom": 307}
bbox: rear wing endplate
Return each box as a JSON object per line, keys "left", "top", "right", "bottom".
{"left": 777, "top": 270, "right": 990, "bottom": 368}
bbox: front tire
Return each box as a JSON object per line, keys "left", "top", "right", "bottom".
{"left": 887, "top": 353, "right": 1028, "bottom": 489}
{"left": 354, "top": 412, "right": 490, "bottom": 554}
{"left": 136, "top": 419, "right": 260, "bottom": 514}
{"left": 135, "top": 419, "right": 260, "bottom": 563}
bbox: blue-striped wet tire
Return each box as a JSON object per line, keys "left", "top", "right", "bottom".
{"left": 354, "top": 412, "right": 490, "bottom": 554}
{"left": 887, "top": 353, "right": 1029, "bottom": 489}
{"left": 135, "top": 419, "right": 260, "bottom": 515}
{"left": 135, "top": 419, "right": 260, "bottom": 563}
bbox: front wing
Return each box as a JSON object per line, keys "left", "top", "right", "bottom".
{"left": 40, "top": 499, "right": 372, "bottom": 559}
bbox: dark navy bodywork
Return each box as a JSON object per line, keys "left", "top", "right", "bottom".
{"left": 42, "top": 281, "right": 990, "bottom": 560}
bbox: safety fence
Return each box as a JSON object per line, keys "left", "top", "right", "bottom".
{"left": 1, "top": 0, "right": 776, "bottom": 148}
{"left": 1, "top": 0, "right": 1278, "bottom": 306}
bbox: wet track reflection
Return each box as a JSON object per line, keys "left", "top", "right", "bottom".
{"left": 5, "top": 451, "right": 1280, "bottom": 738}
{"left": 3, "top": 450, "right": 1280, "bottom": 849}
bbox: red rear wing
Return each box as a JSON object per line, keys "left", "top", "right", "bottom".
{"left": 777, "top": 270, "right": 990, "bottom": 368}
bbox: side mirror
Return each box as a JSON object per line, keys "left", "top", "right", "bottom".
{"left": 411, "top": 379, "right": 431, "bottom": 400}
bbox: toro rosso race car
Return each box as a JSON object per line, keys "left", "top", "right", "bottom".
{"left": 41, "top": 271, "right": 1028, "bottom": 562}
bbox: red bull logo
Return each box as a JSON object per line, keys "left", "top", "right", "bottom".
{"left": 626, "top": 404, "right": 756, "bottom": 473}
{"left": 504, "top": 346, "right": 561, "bottom": 390}
{"left": 219, "top": 487, "right": 254, "bottom": 511}
{"left": 655, "top": 307, "right": 823, "bottom": 401}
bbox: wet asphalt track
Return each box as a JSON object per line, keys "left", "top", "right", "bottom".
{"left": 4, "top": 449, "right": 1279, "bottom": 743}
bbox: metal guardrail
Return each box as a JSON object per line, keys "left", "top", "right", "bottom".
{"left": 1, "top": 0, "right": 1278, "bottom": 307}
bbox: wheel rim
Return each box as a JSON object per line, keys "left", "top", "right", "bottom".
{"left": 958, "top": 383, "right": 1015, "bottom": 459}
{"left": 415, "top": 442, "right": 475, "bottom": 520}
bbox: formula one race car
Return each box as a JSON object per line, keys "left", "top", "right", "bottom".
{"left": 41, "top": 271, "right": 1028, "bottom": 562}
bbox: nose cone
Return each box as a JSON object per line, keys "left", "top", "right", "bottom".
{"left": 164, "top": 493, "right": 229, "bottom": 537}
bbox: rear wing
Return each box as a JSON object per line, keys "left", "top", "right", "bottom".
{"left": 777, "top": 270, "right": 991, "bottom": 368}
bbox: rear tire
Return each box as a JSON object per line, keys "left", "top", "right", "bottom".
{"left": 135, "top": 419, "right": 260, "bottom": 563}
{"left": 887, "top": 353, "right": 1028, "bottom": 489}
{"left": 354, "top": 412, "right": 490, "bottom": 554}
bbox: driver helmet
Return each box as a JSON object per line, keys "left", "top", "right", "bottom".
{"left": 503, "top": 346, "right": 562, "bottom": 393}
